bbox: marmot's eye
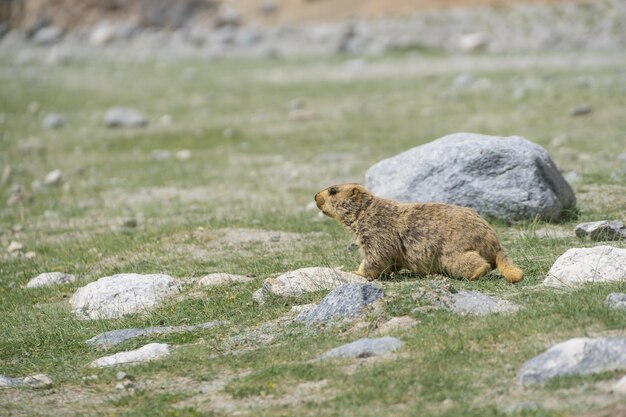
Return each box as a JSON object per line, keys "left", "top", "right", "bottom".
{"left": 329, "top": 187, "right": 338, "bottom": 196}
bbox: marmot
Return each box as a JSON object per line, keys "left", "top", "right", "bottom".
{"left": 314, "top": 183, "right": 523, "bottom": 283}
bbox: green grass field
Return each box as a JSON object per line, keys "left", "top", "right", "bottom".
{"left": 1, "top": 51, "right": 625, "bottom": 416}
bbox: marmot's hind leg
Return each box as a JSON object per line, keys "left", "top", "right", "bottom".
{"left": 442, "top": 251, "right": 492, "bottom": 281}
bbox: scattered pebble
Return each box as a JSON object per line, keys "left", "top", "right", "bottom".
{"left": 175, "top": 149, "right": 192, "bottom": 160}
{"left": 569, "top": 105, "right": 592, "bottom": 116}
{"left": 26, "top": 272, "right": 76, "bottom": 288}
{"left": 151, "top": 150, "right": 171, "bottom": 161}
{"left": 318, "top": 337, "right": 403, "bottom": 360}
{"left": 575, "top": 220, "right": 626, "bottom": 241}
{"left": 7, "top": 241, "right": 22, "bottom": 253}
{"left": 42, "top": 113, "right": 67, "bottom": 129}
{"left": 90, "top": 343, "right": 170, "bottom": 368}
{"left": 606, "top": 293, "right": 626, "bottom": 311}
{"left": 44, "top": 169, "right": 63, "bottom": 186}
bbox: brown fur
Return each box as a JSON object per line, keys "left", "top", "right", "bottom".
{"left": 314, "top": 184, "right": 523, "bottom": 283}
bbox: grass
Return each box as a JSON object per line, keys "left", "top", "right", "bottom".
{"left": 0, "top": 49, "right": 625, "bottom": 417}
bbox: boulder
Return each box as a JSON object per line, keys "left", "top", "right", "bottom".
{"left": 517, "top": 338, "right": 626, "bottom": 385}
{"left": 104, "top": 107, "right": 148, "bottom": 128}
{"left": 365, "top": 133, "right": 576, "bottom": 221}
{"left": 318, "top": 337, "right": 403, "bottom": 360}
{"left": 70, "top": 273, "right": 179, "bottom": 319}
{"left": 295, "top": 283, "right": 383, "bottom": 325}
{"left": 260, "top": 267, "right": 367, "bottom": 299}
{"left": 26, "top": 272, "right": 76, "bottom": 288}
{"left": 575, "top": 221, "right": 626, "bottom": 241}
{"left": 544, "top": 246, "right": 626, "bottom": 288}
{"left": 90, "top": 343, "right": 170, "bottom": 368}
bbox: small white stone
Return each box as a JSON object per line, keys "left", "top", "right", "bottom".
{"left": 90, "top": 343, "right": 170, "bottom": 368}
{"left": 26, "top": 272, "right": 76, "bottom": 288}
{"left": 44, "top": 169, "right": 63, "bottom": 186}
{"left": 175, "top": 149, "right": 192, "bottom": 160}
{"left": 7, "top": 241, "right": 22, "bottom": 253}
{"left": 544, "top": 246, "right": 626, "bottom": 288}
{"left": 22, "top": 374, "right": 53, "bottom": 389}
{"left": 198, "top": 273, "right": 252, "bottom": 287}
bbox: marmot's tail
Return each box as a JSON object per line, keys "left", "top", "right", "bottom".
{"left": 496, "top": 251, "right": 524, "bottom": 283}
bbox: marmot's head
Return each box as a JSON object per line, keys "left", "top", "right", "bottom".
{"left": 314, "top": 183, "right": 373, "bottom": 225}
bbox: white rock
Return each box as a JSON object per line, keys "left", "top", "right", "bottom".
{"left": 104, "top": 107, "right": 147, "bottom": 128}
{"left": 262, "top": 267, "right": 367, "bottom": 298}
{"left": 90, "top": 343, "right": 170, "bottom": 368}
{"left": 544, "top": 246, "right": 626, "bottom": 288}
{"left": 290, "top": 303, "right": 317, "bottom": 314}
{"left": 7, "top": 241, "right": 22, "bottom": 253}
{"left": 198, "top": 273, "right": 253, "bottom": 286}
{"left": 44, "top": 169, "right": 63, "bottom": 186}
{"left": 70, "top": 273, "right": 179, "bottom": 319}
{"left": 22, "top": 374, "right": 53, "bottom": 389}
{"left": 175, "top": 149, "right": 192, "bottom": 160}
{"left": 26, "top": 272, "right": 76, "bottom": 288}
{"left": 458, "top": 32, "right": 489, "bottom": 52}
{"left": 90, "top": 24, "right": 117, "bottom": 45}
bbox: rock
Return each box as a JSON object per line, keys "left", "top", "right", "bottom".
{"left": 0, "top": 374, "right": 52, "bottom": 389}
{"left": 7, "top": 241, "right": 22, "bottom": 253}
{"left": 86, "top": 321, "right": 224, "bottom": 348}
{"left": 458, "top": 32, "right": 489, "bottom": 52}
{"left": 70, "top": 273, "right": 179, "bottom": 319}
{"left": 33, "top": 26, "right": 63, "bottom": 45}
{"left": 104, "top": 107, "right": 148, "bottom": 128}
{"left": 517, "top": 337, "right": 626, "bottom": 385}
{"left": 575, "top": 221, "right": 626, "bottom": 241}
{"left": 261, "top": 267, "right": 367, "bottom": 299}
{"left": 215, "top": 6, "right": 242, "bottom": 27}
{"left": 365, "top": 133, "right": 576, "bottom": 221}
{"left": 288, "top": 98, "right": 305, "bottom": 110}
{"left": 452, "top": 73, "right": 475, "bottom": 89}
{"left": 613, "top": 375, "right": 626, "bottom": 394}
{"left": 447, "top": 291, "right": 520, "bottom": 316}
{"left": 0, "top": 375, "right": 22, "bottom": 387}
{"left": 26, "top": 272, "right": 76, "bottom": 288}
{"left": 151, "top": 150, "right": 171, "bottom": 161}
{"left": 606, "top": 293, "right": 626, "bottom": 311}
{"left": 375, "top": 316, "right": 418, "bottom": 334}
{"left": 42, "top": 113, "right": 67, "bottom": 129}
{"left": 197, "top": 273, "right": 253, "bottom": 287}
{"left": 18, "top": 138, "right": 46, "bottom": 156}
{"left": 89, "top": 24, "right": 117, "bottom": 45}
{"left": 22, "top": 374, "right": 53, "bottom": 389}
{"left": 290, "top": 303, "right": 317, "bottom": 314}
{"left": 570, "top": 105, "right": 592, "bottom": 116}
{"left": 252, "top": 288, "right": 266, "bottom": 304}
{"left": 116, "top": 371, "right": 128, "bottom": 381}
{"left": 90, "top": 343, "right": 170, "bottom": 368}
{"left": 295, "top": 283, "right": 383, "bottom": 325}
{"left": 175, "top": 149, "right": 191, "bottom": 160}
{"left": 223, "top": 127, "right": 236, "bottom": 138}
{"left": 563, "top": 171, "right": 581, "bottom": 185}
{"left": 318, "top": 337, "right": 403, "bottom": 360}
{"left": 44, "top": 169, "right": 63, "bottom": 186}
{"left": 544, "top": 246, "right": 626, "bottom": 288}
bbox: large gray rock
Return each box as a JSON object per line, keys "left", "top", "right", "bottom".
{"left": 70, "top": 273, "right": 179, "bottom": 319}
{"left": 26, "top": 272, "right": 76, "bottom": 288}
{"left": 318, "top": 337, "right": 403, "bottom": 360}
{"left": 544, "top": 246, "right": 626, "bottom": 288}
{"left": 86, "top": 321, "right": 224, "bottom": 348}
{"left": 517, "top": 338, "right": 626, "bottom": 385}
{"left": 104, "top": 107, "right": 148, "bottom": 128}
{"left": 606, "top": 293, "right": 626, "bottom": 311}
{"left": 295, "top": 283, "right": 383, "bottom": 324}
{"left": 447, "top": 291, "right": 520, "bottom": 315}
{"left": 259, "top": 267, "right": 367, "bottom": 300}
{"left": 90, "top": 343, "right": 170, "bottom": 368}
{"left": 575, "top": 221, "right": 626, "bottom": 241}
{"left": 365, "top": 133, "right": 576, "bottom": 221}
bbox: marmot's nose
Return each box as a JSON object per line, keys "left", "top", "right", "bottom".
{"left": 314, "top": 192, "right": 324, "bottom": 208}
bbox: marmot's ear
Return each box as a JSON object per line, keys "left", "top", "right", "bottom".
{"left": 351, "top": 187, "right": 361, "bottom": 199}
